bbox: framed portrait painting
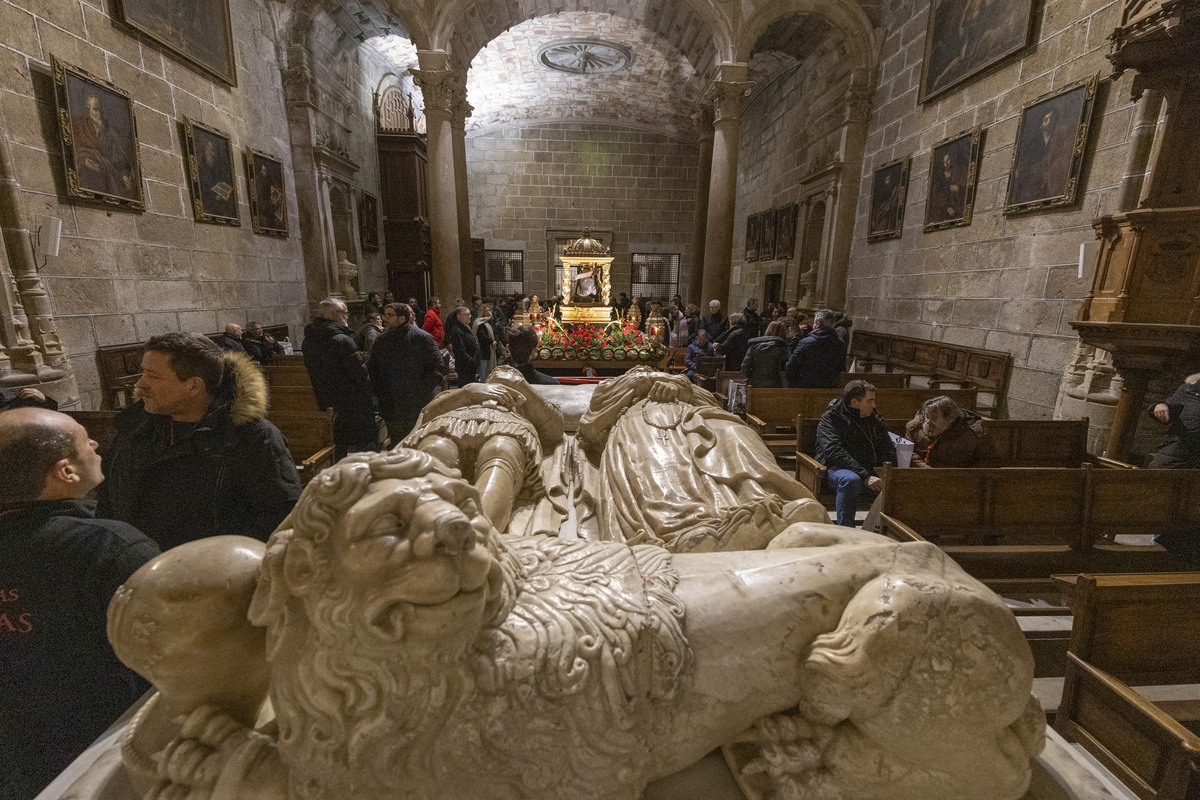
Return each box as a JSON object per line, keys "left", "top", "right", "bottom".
{"left": 760, "top": 208, "right": 778, "bottom": 261}
{"left": 1005, "top": 76, "right": 1099, "bottom": 215}
{"left": 51, "top": 57, "right": 144, "bottom": 210}
{"left": 114, "top": 0, "right": 237, "bottom": 86}
{"left": 868, "top": 156, "right": 911, "bottom": 242}
{"left": 360, "top": 192, "right": 380, "bottom": 252}
{"left": 775, "top": 204, "right": 798, "bottom": 260}
{"left": 182, "top": 118, "right": 239, "bottom": 226}
{"left": 246, "top": 148, "right": 288, "bottom": 237}
{"left": 745, "top": 213, "right": 761, "bottom": 262}
{"left": 924, "top": 127, "right": 983, "bottom": 232}
{"left": 920, "top": 0, "right": 1034, "bottom": 103}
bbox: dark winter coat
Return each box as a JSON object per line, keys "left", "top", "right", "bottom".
{"left": 741, "top": 336, "right": 788, "bottom": 388}
{"left": 700, "top": 312, "right": 729, "bottom": 341}
{"left": 243, "top": 334, "right": 284, "bottom": 365}
{"left": 715, "top": 324, "right": 753, "bottom": 371}
{"left": 0, "top": 388, "right": 58, "bottom": 412}
{"left": 517, "top": 363, "right": 560, "bottom": 385}
{"left": 1149, "top": 375, "right": 1200, "bottom": 467}
{"left": 368, "top": 322, "right": 446, "bottom": 423}
{"left": 786, "top": 327, "right": 847, "bottom": 388}
{"left": 815, "top": 399, "right": 897, "bottom": 481}
{"left": 215, "top": 332, "right": 246, "bottom": 353}
{"left": 303, "top": 317, "right": 374, "bottom": 415}
{"left": 448, "top": 320, "right": 481, "bottom": 386}
{"left": 685, "top": 340, "right": 714, "bottom": 376}
{"left": 96, "top": 353, "right": 301, "bottom": 551}
{"left": 905, "top": 409, "right": 989, "bottom": 467}
{"left": 0, "top": 499, "right": 159, "bottom": 800}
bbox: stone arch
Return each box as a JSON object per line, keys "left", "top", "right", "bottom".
{"left": 427, "top": 0, "right": 735, "bottom": 79}
{"left": 734, "top": 0, "right": 880, "bottom": 75}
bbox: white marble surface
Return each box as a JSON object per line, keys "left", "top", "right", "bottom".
{"left": 532, "top": 382, "right": 597, "bottom": 432}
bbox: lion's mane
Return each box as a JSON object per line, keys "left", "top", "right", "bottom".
{"left": 249, "top": 448, "right": 692, "bottom": 800}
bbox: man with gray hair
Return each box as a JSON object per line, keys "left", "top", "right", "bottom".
{"left": 303, "top": 297, "right": 377, "bottom": 460}
{"left": 215, "top": 322, "right": 245, "bottom": 354}
{"left": 785, "top": 308, "right": 847, "bottom": 388}
{"left": 905, "top": 395, "right": 988, "bottom": 467}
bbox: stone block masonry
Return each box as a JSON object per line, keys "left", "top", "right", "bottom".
{"left": 466, "top": 121, "right": 698, "bottom": 302}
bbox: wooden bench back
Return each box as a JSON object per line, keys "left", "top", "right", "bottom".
{"left": 268, "top": 385, "right": 323, "bottom": 415}
{"left": 1053, "top": 572, "right": 1200, "bottom": 800}
{"left": 974, "top": 418, "right": 1088, "bottom": 467}
{"left": 747, "top": 386, "right": 978, "bottom": 432}
{"left": 841, "top": 371, "right": 909, "bottom": 389}
{"left": 96, "top": 324, "right": 291, "bottom": 409}
{"left": 849, "top": 329, "right": 1011, "bottom": 395}
{"left": 881, "top": 465, "right": 1200, "bottom": 548}
{"left": 263, "top": 364, "right": 314, "bottom": 388}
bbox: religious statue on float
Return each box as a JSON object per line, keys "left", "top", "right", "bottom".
{"left": 559, "top": 229, "right": 614, "bottom": 323}
{"left": 105, "top": 369, "right": 1044, "bottom": 800}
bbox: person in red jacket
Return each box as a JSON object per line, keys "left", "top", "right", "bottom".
{"left": 422, "top": 296, "right": 444, "bottom": 347}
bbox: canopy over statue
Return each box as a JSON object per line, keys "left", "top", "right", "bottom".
{"left": 102, "top": 369, "right": 1043, "bottom": 800}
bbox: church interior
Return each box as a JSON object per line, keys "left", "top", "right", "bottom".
{"left": 3, "top": 0, "right": 1200, "bottom": 798}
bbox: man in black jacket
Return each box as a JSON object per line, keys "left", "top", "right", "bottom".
{"left": 700, "top": 299, "right": 730, "bottom": 341}
{"left": 97, "top": 332, "right": 300, "bottom": 550}
{"left": 1149, "top": 373, "right": 1200, "bottom": 468}
{"left": 0, "top": 386, "right": 57, "bottom": 412}
{"left": 303, "top": 297, "right": 377, "bottom": 460}
{"left": 215, "top": 323, "right": 246, "bottom": 353}
{"left": 447, "top": 305, "right": 481, "bottom": 387}
{"left": 0, "top": 407, "right": 160, "bottom": 798}
{"left": 786, "top": 308, "right": 847, "bottom": 388}
{"left": 369, "top": 303, "right": 447, "bottom": 442}
{"left": 815, "top": 380, "right": 897, "bottom": 527}
{"left": 243, "top": 321, "right": 285, "bottom": 365}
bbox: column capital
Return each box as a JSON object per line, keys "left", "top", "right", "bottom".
{"left": 412, "top": 68, "right": 467, "bottom": 117}
{"left": 710, "top": 79, "right": 754, "bottom": 123}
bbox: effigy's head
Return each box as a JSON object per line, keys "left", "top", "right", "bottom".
{"left": 250, "top": 448, "right": 515, "bottom": 661}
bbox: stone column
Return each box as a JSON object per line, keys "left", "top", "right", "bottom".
{"left": 687, "top": 105, "right": 714, "bottom": 305}
{"left": 699, "top": 64, "right": 753, "bottom": 309}
{"left": 819, "top": 68, "right": 873, "bottom": 311}
{"left": 451, "top": 98, "right": 475, "bottom": 301}
{"left": 414, "top": 51, "right": 465, "bottom": 304}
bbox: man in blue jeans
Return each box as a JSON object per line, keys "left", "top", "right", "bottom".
{"left": 815, "top": 380, "right": 896, "bottom": 526}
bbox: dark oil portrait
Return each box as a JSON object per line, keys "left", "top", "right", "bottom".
{"left": 745, "top": 213, "right": 761, "bottom": 262}
{"left": 115, "top": 0, "right": 237, "bottom": 85}
{"left": 760, "top": 208, "right": 777, "bottom": 261}
{"left": 775, "top": 204, "right": 798, "bottom": 260}
{"left": 924, "top": 127, "right": 983, "bottom": 232}
{"left": 868, "top": 157, "right": 911, "bottom": 242}
{"left": 52, "top": 58, "right": 143, "bottom": 210}
{"left": 183, "top": 119, "right": 239, "bottom": 225}
{"left": 1005, "top": 76, "right": 1098, "bottom": 215}
{"left": 360, "top": 192, "right": 380, "bottom": 251}
{"left": 246, "top": 149, "right": 288, "bottom": 237}
{"left": 920, "top": 0, "right": 1034, "bottom": 102}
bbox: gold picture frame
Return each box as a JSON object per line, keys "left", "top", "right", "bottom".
{"left": 182, "top": 118, "right": 240, "bottom": 226}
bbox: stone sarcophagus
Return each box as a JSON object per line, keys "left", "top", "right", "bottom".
{"left": 104, "top": 369, "right": 1044, "bottom": 800}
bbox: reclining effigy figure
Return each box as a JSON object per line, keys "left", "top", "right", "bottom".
{"left": 578, "top": 367, "right": 827, "bottom": 551}
{"left": 108, "top": 442, "right": 1043, "bottom": 800}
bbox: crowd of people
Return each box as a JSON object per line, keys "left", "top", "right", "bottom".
{"left": 1, "top": 288, "right": 1198, "bottom": 798}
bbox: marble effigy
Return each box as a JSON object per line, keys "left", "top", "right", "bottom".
{"left": 103, "top": 368, "right": 1044, "bottom": 800}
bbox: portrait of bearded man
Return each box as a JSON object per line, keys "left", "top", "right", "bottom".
{"left": 69, "top": 91, "right": 137, "bottom": 201}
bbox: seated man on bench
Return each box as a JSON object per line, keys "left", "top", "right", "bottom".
{"left": 816, "top": 380, "right": 896, "bottom": 527}
{"left": 905, "top": 395, "right": 989, "bottom": 468}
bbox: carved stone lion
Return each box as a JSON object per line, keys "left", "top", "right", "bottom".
{"left": 113, "top": 448, "right": 1042, "bottom": 800}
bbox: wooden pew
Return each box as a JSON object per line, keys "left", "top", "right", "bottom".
{"left": 260, "top": 364, "right": 334, "bottom": 483}
{"left": 1053, "top": 572, "right": 1200, "bottom": 800}
{"left": 794, "top": 417, "right": 1135, "bottom": 495}
{"left": 840, "top": 371, "right": 909, "bottom": 389}
{"left": 875, "top": 465, "right": 1196, "bottom": 592}
{"left": 96, "top": 324, "right": 291, "bottom": 409}
{"left": 848, "top": 329, "right": 1011, "bottom": 414}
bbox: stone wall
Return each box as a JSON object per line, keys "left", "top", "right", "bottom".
{"left": 465, "top": 121, "right": 698, "bottom": 301}
{"left": 4, "top": 0, "right": 304, "bottom": 408}
{"left": 844, "top": 0, "right": 1137, "bottom": 419}
{"left": 731, "top": 31, "right": 855, "bottom": 308}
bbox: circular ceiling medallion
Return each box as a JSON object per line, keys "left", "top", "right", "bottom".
{"left": 537, "top": 39, "right": 632, "bottom": 74}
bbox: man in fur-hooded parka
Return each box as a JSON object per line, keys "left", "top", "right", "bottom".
{"left": 98, "top": 332, "right": 300, "bottom": 551}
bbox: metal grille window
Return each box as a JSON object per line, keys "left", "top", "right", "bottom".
{"left": 483, "top": 250, "right": 524, "bottom": 298}
{"left": 630, "top": 253, "right": 680, "bottom": 301}
{"left": 551, "top": 237, "right": 574, "bottom": 297}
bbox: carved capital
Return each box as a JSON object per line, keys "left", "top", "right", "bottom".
{"left": 412, "top": 69, "right": 467, "bottom": 118}
{"left": 710, "top": 80, "right": 754, "bottom": 123}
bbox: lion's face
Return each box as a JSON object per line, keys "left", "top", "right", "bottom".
{"left": 283, "top": 464, "right": 502, "bottom": 657}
